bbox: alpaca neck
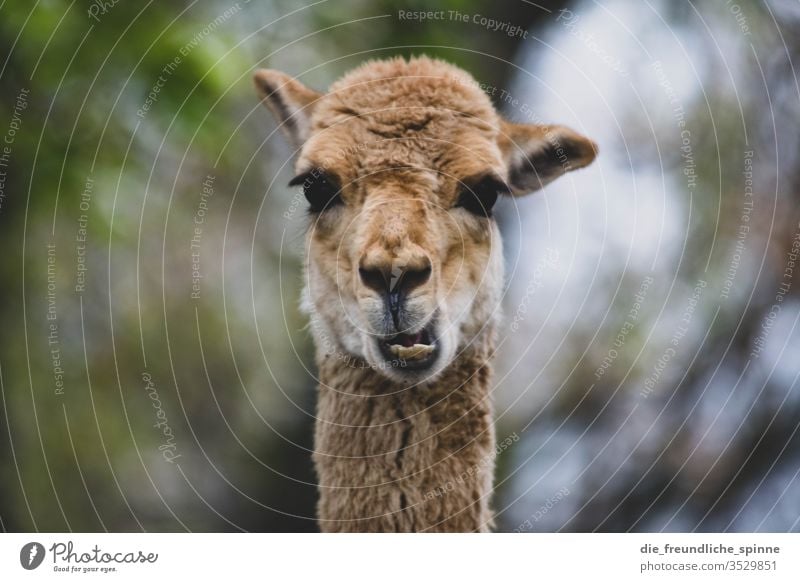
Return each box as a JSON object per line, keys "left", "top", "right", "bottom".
{"left": 313, "top": 345, "right": 496, "bottom": 532}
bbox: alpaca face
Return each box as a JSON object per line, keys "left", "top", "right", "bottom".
{"left": 255, "top": 57, "right": 597, "bottom": 383}
{"left": 295, "top": 149, "right": 506, "bottom": 383}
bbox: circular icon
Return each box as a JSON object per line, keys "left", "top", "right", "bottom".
{"left": 19, "top": 542, "right": 45, "bottom": 570}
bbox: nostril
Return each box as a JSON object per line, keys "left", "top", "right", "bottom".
{"left": 402, "top": 265, "right": 431, "bottom": 294}
{"left": 359, "top": 266, "right": 387, "bottom": 293}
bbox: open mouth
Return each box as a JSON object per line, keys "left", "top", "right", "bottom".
{"left": 378, "top": 325, "right": 438, "bottom": 368}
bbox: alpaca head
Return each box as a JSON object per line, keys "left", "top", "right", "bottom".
{"left": 255, "top": 57, "right": 596, "bottom": 383}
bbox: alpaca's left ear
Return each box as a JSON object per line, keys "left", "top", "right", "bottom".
{"left": 498, "top": 120, "right": 598, "bottom": 195}
{"left": 253, "top": 69, "right": 322, "bottom": 148}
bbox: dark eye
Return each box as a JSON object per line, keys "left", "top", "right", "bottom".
{"left": 455, "top": 176, "right": 510, "bottom": 217}
{"left": 288, "top": 168, "right": 342, "bottom": 213}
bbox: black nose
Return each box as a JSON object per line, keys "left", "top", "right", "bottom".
{"left": 359, "top": 261, "right": 432, "bottom": 330}
{"left": 358, "top": 263, "right": 431, "bottom": 296}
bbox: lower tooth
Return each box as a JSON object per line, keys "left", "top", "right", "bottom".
{"left": 392, "top": 343, "right": 434, "bottom": 360}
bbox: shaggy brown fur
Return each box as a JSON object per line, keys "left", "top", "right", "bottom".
{"left": 314, "top": 343, "right": 495, "bottom": 532}
{"left": 254, "top": 56, "right": 596, "bottom": 532}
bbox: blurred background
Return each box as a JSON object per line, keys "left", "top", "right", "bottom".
{"left": 1, "top": 0, "right": 799, "bottom": 532}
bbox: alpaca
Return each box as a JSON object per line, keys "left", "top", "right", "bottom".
{"left": 254, "top": 56, "right": 596, "bottom": 532}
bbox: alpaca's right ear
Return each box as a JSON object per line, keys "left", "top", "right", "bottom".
{"left": 253, "top": 69, "right": 322, "bottom": 147}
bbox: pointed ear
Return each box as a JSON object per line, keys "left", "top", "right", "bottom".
{"left": 498, "top": 121, "right": 598, "bottom": 195}
{"left": 253, "top": 69, "right": 322, "bottom": 147}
